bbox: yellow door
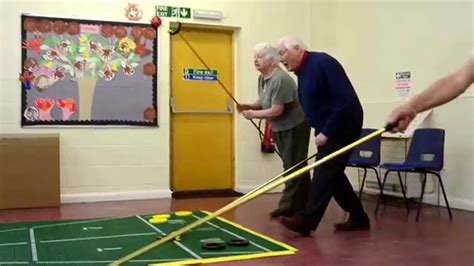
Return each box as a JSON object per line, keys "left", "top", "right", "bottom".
{"left": 171, "top": 26, "right": 234, "bottom": 192}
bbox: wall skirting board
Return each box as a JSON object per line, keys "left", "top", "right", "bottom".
{"left": 61, "top": 189, "right": 172, "bottom": 204}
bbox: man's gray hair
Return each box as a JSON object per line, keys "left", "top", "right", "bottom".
{"left": 254, "top": 42, "right": 281, "bottom": 65}
{"left": 277, "top": 36, "right": 308, "bottom": 51}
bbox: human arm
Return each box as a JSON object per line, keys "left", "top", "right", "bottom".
{"left": 237, "top": 99, "right": 262, "bottom": 113}
{"left": 387, "top": 56, "right": 474, "bottom": 131}
{"left": 241, "top": 104, "right": 283, "bottom": 119}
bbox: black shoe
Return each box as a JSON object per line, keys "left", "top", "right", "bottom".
{"left": 279, "top": 216, "right": 311, "bottom": 237}
{"left": 334, "top": 215, "right": 370, "bottom": 232}
{"left": 270, "top": 209, "right": 294, "bottom": 219}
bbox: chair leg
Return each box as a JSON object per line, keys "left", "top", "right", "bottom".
{"left": 416, "top": 173, "right": 427, "bottom": 222}
{"left": 397, "top": 171, "right": 409, "bottom": 213}
{"left": 359, "top": 168, "right": 367, "bottom": 198}
{"left": 376, "top": 170, "right": 390, "bottom": 214}
{"left": 433, "top": 172, "right": 453, "bottom": 220}
{"left": 372, "top": 167, "right": 385, "bottom": 205}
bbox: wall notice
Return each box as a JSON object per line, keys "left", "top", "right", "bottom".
{"left": 395, "top": 71, "right": 411, "bottom": 100}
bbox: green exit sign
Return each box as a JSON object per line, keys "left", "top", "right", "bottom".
{"left": 156, "top": 5, "right": 191, "bottom": 19}
{"left": 184, "top": 68, "right": 218, "bottom": 76}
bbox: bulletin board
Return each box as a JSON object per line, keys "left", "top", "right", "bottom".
{"left": 20, "top": 14, "right": 158, "bottom": 127}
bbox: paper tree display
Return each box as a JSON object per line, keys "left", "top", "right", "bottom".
{"left": 20, "top": 15, "right": 158, "bottom": 126}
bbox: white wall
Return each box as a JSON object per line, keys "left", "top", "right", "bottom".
{"left": 0, "top": 0, "right": 311, "bottom": 202}
{"left": 309, "top": 0, "right": 473, "bottom": 210}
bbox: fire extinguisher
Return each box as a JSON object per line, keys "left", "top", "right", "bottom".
{"left": 261, "top": 120, "right": 275, "bottom": 153}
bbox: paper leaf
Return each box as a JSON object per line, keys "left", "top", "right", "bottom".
{"left": 131, "top": 54, "right": 141, "bottom": 62}
{"left": 59, "top": 54, "right": 69, "bottom": 61}
{"left": 111, "top": 64, "right": 120, "bottom": 72}
{"left": 40, "top": 44, "right": 49, "bottom": 51}
{"left": 63, "top": 65, "right": 74, "bottom": 76}
{"left": 43, "top": 38, "right": 56, "bottom": 47}
{"left": 69, "top": 43, "right": 77, "bottom": 54}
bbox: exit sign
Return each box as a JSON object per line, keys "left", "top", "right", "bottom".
{"left": 156, "top": 5, "right": 191, "bottom": 19}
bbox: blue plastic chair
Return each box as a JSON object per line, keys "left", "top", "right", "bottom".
{"left": 377, "top": 128, "right": 452, "bottom": 221}
{"left": 347, "top": 128, "right": 384, "bottom": 199}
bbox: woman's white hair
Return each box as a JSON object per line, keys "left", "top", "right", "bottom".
{"left": 253, "top": 42, "right": 280, "bottom": 65}
{"left": 277, "top": 36, "right": 308, "bottom": 51}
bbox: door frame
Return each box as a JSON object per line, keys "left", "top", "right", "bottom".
{"left": 169, "top": 22, "right": 238, "bottom": 192}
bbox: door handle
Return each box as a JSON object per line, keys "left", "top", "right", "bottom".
{"left": 170, "top": 97, "right": 233, "bottom": 115}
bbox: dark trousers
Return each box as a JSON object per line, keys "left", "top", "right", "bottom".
{"left": 273, "top": 120, "right": 311, "bottom": 213}
{"left": 302, "top": 131, "right": 367, "bottom": 230}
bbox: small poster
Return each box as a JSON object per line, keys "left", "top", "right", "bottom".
{"left": 395, "top": 71, "right": 411, "bottom": 101}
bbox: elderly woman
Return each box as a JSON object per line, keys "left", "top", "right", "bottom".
{"left": 238, "top": 42, "right": 311, "bottom": 219}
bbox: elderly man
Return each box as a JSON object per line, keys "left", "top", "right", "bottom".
{"left": 276, "top": 36, "right": 369, "bottom": 236}
{"left": 238, "top": 42, "right": 311, "bottom": 219}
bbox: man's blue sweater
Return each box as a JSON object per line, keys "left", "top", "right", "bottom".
{"left": 296, "top": 52, "right": 363, "bottom": 139}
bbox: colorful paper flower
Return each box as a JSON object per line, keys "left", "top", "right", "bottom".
{"left": 99, "top": 64, "right": 116, "bottom": 81}
{"left": 142, "top": 27, "right": 156, "bottom": 40}
{"left": 58, "top": 40, "right": 71, "bottom": 53}
{"left": 24, "top": 58, "right": 39, "bottom": 72}
{"left": 117, "top": 37, "right": 136, "bottom": 57}
{"left": 22, "top": 38, "right": 43, "bottom": 54}
{"left": 67, "top": 22, "right": 80, "bottom": 35}
{"left": 143, "top": 62, "right": 156, "bottom": 76}
{"left": 53, "top": 20, "right": 67, "bottom": 35}
{"left": 44, "top": 61, "right": 55, "bottom": 69}
{"left": 23, "top": 106, "right": 39, "bottom": 121}
{"left": 34, "top": 97, "right": 54, "bottom": 120}
{"left": 43, "top": 49, "right": 61, "bottom": 61}
{"left": 114, "top": 26, "right": 127, "bottom": 39}
{"left": 57, "top": 98, "right": 76, "bottom": 120}
{"left": 23, "top": 18, "right": 38, "bottom": 32}
{"left": 100, "top": 24, "right": 114, "bottom": 38}
{"left": 122, "top": 62, "right": 137, "bottom": 76}
{"left": 100, "top": 47, "right": 114, "bottom": 61}
{"left": 131, "top": 26, "right": 142, "bottom": 40}
{"left": 38, "top": 19, "right": 51, "bottom": 33}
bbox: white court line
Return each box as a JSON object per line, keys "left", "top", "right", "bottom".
{"left": 135, "top": 215, "right": 202, "bottom": 259}
{"left": 195, "top": 227, "right": 215, "bottom": 231}
{"left": 201, "top": 251, "right": 264, "bottom": 255}
{"left": 174, "top": 242, "right": 201, "bottom": 259}
{"left": 0, "top": 228, "right": 27, "bottom": 233}
{"left": 35, "top": 258, "right": 189, "bottom": 264}
{"left": 0, "top": 242, "right": 28, "bottom": 247}
{"left": 135, "top": 215, "right": 166, "bottom": 236}
{"left": 0, "top": 262, "right": 30, "bottom": 264}
{"left": 96, "top": 247, "right": 122, "bottom": 252}
{"left": 192, "top": 214, "right": 271, "bottom": 252}
{"left": 32, "top": 217, "right": 121, "bottom": 229}
{"left": 39, "top": 232, "right": 156, "bottom": 243}
{"left": 29, "top": 229, "right": 38, "bottom": 262}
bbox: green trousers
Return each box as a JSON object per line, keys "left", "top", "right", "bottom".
{"left": 272, "top": 120, "right": 311, "bottom": 213}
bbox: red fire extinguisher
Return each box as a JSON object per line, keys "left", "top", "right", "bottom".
{"left": 261, "top": 120, "right": 275, "bottom": 153}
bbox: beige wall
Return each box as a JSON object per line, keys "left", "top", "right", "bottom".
{"left": 309, "top": 0, "right": 473, "bottom": 210}
{"left": 0, "top": 0, "right": 311, "bottom": 202}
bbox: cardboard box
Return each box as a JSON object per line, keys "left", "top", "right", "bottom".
{"left": 0, "top": 133, "right": 60, "bottom": 209}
